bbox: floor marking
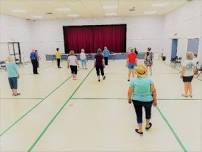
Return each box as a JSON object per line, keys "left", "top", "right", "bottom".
{"left": 0, "top": 76, "right": 72, "bottom": 137}
{"left": 27, "top": 67, "right": 94, "bottom": 152}
{"left": 156, "top": 106, "right": 188, "bottom": 152}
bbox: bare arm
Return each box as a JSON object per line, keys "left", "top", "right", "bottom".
{"left": 76, "top": 59, "right": 79, "bottom": 68}
{"left": 180, "top": 65, "right": 185, "bottom": 77}
{"left": 151, "top": 84, "right": 157, "bottom": 106}
{"left": 128, "top": 87, "right": 134, "bottom": 104}
{"left": 67, "top": 59, "right": 70, "bottom": 68}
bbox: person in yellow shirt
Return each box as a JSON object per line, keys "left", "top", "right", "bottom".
{"left": 55, "top": 48, "right": 62, "bottom": 68}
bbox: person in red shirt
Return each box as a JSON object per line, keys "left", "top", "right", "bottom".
{"left": 127, "top": 48, "right": 138, "bottom": 81}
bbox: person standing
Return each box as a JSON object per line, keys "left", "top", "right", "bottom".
{"left": 67, "top": 50, "right": 79, "bottom": 80}
{"left": 95, "top": 48, "right": 106, "bottom": 82}
{"left": 55, "top": 48, "right": 62, "bottom": 68}
{"left": 127, "top": 48, "right": 137, "bottom": 81}
{"left": 30, "top": 49, "right": 38, "bottom": 74}
{"left": 103, "top": 46, "right": 110, "bottom": 66}
{"left": 128, "top": 64, "right": 157, "bottom": 135}
{"left": 35, "top": 50, "right": 40, "bottom": 68}
{"left": 144, "top": 47, "right": 153, "bottom": 75}
{"left": 5, "top": 56, "right": 20, "bottom": 96}
{"left": 180, "top": 52, "right": 197, "bottom": 97}
{"left": 80, "top": 48, "right": 87, "bottom": 69}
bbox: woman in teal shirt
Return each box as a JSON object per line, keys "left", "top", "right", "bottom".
{"left": 5, "top": 56, "right": 20, "bottom": 96}
{"left": 128, "top": 64, "right": 157, "bottom": 135}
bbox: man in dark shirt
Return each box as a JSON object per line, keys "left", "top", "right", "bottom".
{"left": 30, "top": 49, "right": 38, "bottom": 74}
{"left": 94, "top": 48, "right": 106, "bottom": 82}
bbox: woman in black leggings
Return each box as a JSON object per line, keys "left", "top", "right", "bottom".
{"left": 94, "top": 48, "right": 106, "bottom": 82}
{"left": 128, "top": 65, "right": 157, "bottom": 135}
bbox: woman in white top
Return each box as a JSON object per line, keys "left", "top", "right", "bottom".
{"left": 180, "top": 52, "right": 197, "bottom": 97}
{"left": 80, "top": 49, "right": 87, "bottom": 69}
{"left": 67, "top": 50, "right": 79, "bottom": 80}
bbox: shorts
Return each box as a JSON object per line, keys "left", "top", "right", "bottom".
{"left": 144, "top": 60, "right": 153, "bottom": 66}
{"left": 80, "top": 59, "right": 87, "bottom": 65}
{"left": 182, "top": 76, "right": 193, "bottom": 82}
{"left": 8, "top": 77, "right": 17, "bottom": 89}
{"left": 128, "top": 63, "right": 136, "bottom": 69}
{"left": 70, "top": 65, "right": 77, "bottom": 74}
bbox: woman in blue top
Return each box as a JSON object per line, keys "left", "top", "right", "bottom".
{"left": 103, "top": 46, "right": 110, "bottom": 66}
{"left": 128, "top": 64, "right": 157, "bottom": 135}
{"left": 5, "top": 56, "right": 20, "bottom": 96}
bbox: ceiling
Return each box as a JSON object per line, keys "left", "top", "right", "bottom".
{"left": 0, "top": 0, "right": 189, "bottom": 20}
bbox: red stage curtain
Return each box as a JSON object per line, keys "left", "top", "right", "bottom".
{"left": 63, "top": 24, "right": 126, "bottom": 53}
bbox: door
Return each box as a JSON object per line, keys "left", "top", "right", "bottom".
{"left": 171, "top": 39, "right": 178, "bottom": 60}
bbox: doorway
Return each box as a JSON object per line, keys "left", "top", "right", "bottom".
{"left": 171, "top": 39, "right": 178, "bottom": 60}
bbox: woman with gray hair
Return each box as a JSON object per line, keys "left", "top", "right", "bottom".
{"left": 5, "top": 56, "right": 20, "bottom": 96}
{"left": 180, "top": 52, "right": 197, "bottom": 97}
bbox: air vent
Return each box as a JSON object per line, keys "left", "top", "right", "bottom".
{"left": 129, "top": 6, "right": 135, "bottom": 12}
{"left": 46, "top": 12, "right": 53, "bottom": 15}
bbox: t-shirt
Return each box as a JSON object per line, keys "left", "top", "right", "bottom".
{"left": 103, "top": 49, "right": 110, "bottom": 57}
{"left": 30, "top": 52, "right": 37, "bottom": 60}
{"left": 182, "top": 60, "right": 195, "bottom": 76}
{"left": 68, "top": 55, "right": 77, "bottom": 66}
{"left": 128, "top": 52, "right": 137, "bottom": 64}
{"left": 145, "top": 52, "right": 153, "bottom": 61}
{"left": 130, "top": 77, "right": 153, "bottom": 102}
{"left": 95, "top": 54, "right": 104, "bottom": 67}
{"left": 6, "top": 63, "right": 18, "bottom": 78}
{"left": 80, "top": 52, "right": 87, "bottom": 60}
{"left": 55, "top": 51, "right": 61, "bottom": 59}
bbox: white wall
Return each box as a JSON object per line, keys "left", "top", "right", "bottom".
{"left": 163, "top": 0, "right": 202, "bottom": 62}
{"left": 0, "top": 0, "right": 201, "bottom": 63}
{"left": 32, "top": 16, "right": 164, "bottom": 58}
{"left": 0, "top": 15, "right": 34, "bottom": 62}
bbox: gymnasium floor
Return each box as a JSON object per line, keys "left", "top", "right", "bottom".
{"left": 0, "top": 59, "right": 201, "bottom": 152}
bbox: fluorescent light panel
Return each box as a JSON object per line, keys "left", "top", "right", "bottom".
{"left": 152, "top": 3, "right": 168, "bottom": 7}
{"left": 105, "top": 12, "right": 117, "bottom": 16}
{"left": 103, "top": 5, "right": 117, "bottom": 10}
{"left": 12, "top": 9, "right": 26, "bottom": 13}
{"left": 32, "top": 16, "right": 43, "bottom": 19}
{"left": 67, "top": 14, "right": 79, "bottom": 17}
{"left": 55, "top": 8, "right": 71, "bottom": 11}
{"left": 144, "top": 11, "right": 157, "bottom": 15}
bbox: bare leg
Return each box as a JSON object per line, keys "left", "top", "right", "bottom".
{"left": 146, "top": 119, "right": 150, "bottom": 128}
{"left": 183, "top": 82, "right": 189, "bottom": 96}
{"left": 138, "top": 123, "right": 143, "bottom": 132}
{"left": 188, "top": 82, "right": 192, "bottom": 97}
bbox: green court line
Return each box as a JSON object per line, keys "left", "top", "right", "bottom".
{"left": 27, "top": 67, "right": 94, "bottom": 152}
{"left": 71, "top": 97, "right": 202, "bottom": 101}
{"left": 156, "top": 106, "right": 188, "bottom": 152}
{"left": 0, "top": 76, "right": 72, "bottom": 137}
{"left": 0, "top": 97, "right": 44, "bottom": 100}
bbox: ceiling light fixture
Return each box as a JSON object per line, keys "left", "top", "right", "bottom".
{"left": 152, "top": 3, "right": 168, "bottom": 7}
{"left": 67, "top": 14, "right": 80, "bottom": 18}
{"left": 105, "top": 12, "right": 117, "bottom": 16}
{"left": 12, "top": 9, "right": 26, "bottom": 13}
{"left": 103, "top": 5, "right": 117, "bottom": 10}
{"left": 55, "top": 8, "right": 71, "bottom": 12}
{"left": 32, "top": 16, "right": 43, "bottom": 19}
{"left": 144, "top": 11, "right": 157, "bottom": 15}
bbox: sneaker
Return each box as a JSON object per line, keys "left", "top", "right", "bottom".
{"left": 103, "top": 76, "right": 106, "bottom": 80}
{"left": 98, "top": 79, "right": 100, "bottom": 82}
